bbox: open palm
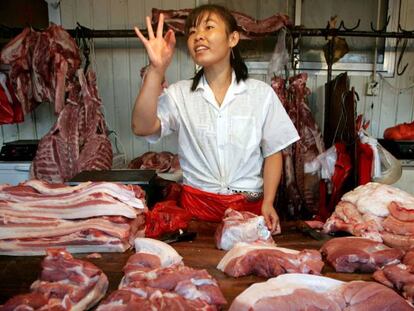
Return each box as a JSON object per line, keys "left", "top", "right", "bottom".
{"left": 134, "top": 13, "right": 176, "bottom": 73}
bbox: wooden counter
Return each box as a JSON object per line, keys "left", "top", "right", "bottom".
{"left": 0, "top": 221, "right": 372, "bottom": 309}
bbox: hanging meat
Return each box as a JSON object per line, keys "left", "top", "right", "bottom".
{"left": 272, "top": 73, "right": 325, "bottom": 218}
{"left": 0, "top": 28, "right": 39, "bottom": 115}
{"left": 151, "top": 8, "right": 292, "bottom": 39}
{"left": 32, "top": 69, "right": 113, "bottom": 183}
{"left": 0, "top": 72, "right": 23, "bottom": 124}
{"left": 0, "top": 24, "right": 81, "bottom": 115}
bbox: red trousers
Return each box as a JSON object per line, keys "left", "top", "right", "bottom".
{"left": 180, "top": 185, "right": 262, "bottom": 222}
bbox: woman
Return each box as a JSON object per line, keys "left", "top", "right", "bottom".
{"left": 132, "top": 4, "right": 299, "bottom": 233}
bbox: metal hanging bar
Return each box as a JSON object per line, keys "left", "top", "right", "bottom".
{"left": 3, "top": 24, "right": 414, "bottom": 39}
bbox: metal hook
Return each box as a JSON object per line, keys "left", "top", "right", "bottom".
{"left": 396, "top": 38, "right": 408, "bottom": 76}
{"left": 75, "top": 22, "right": 92, "bottom": 72}
{"left": 398, "top": 24, "right": 414, "bottom": 33}
{"left": 370, "top": 16, "right": 390, "bottom": 32}
{"left": 339, "top": 19, "right": 360, "bottom": 31}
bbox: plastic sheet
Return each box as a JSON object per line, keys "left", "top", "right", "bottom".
{"left": 145, "top": 200, "right": 192, "bottom": 238}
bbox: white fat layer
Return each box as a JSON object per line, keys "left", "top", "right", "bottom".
{"left": 134, "top": 238, "right": 182, "bottom": 267}
{"left": 69, "top": 274, "right": 108, "bottom": 311}
{"left": 229, "top": 274, "right": 344, "bottom": 311}
{"left": 342, "top": 182, "right": 414, "bottom": 217}
{"left": 217, "top": 242, "right": 298, "bottom": 271}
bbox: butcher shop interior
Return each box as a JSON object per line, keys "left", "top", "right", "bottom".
{"left": 3, "top": 0, "right": 414, "bottom": 310}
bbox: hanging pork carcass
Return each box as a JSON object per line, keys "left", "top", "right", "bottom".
{"left": 32, "top": 69, "right": 113, "bottom": 183}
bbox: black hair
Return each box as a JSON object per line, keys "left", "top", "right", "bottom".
{"left": 184, "top": 4, "right": 248, "bottom": 91}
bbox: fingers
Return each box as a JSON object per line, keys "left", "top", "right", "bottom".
{"left": 156, "top": 13, "right": 164, "bottom": 38}
{"left": 134, "top": 26, "right": 147, "bottom": 44}
{"left": 269, "top": 214, "right": 277, "bottom": 233}
{"left": 164, "top": 29, "right": 176, "bottom": 49}
{"left": 272, "top": 212, "right": 280, "bottom": 233}
{"left": 146, "top": 16, "right": 154, "bottom": 39}
{"left": 264, "top": 213, "right": 273, "bottom": 232}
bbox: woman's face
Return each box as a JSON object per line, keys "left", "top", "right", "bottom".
{"left": 187, "top": 12, "right": 236, "bottom": 69}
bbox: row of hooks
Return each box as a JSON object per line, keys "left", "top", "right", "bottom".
{"left": 322, "top": 16, "right": 410, "bottom": 76}
{"left": 327, "top": 15, "right": 414, "bottom": 35}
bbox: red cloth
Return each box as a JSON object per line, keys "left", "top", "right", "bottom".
{"left": 328, "top": 143, "right": 352, "bottom": 212}
{"left": 0, "top": 77, "right": 24, "bottom": 125}
{"left": 180, "top": 185, "right": 262, "bottom": 222}
{"left": 357, "top": 141, "right": 373, "bottom": 185}
{"left": 316, "top": 142, "right": 352, "bottom": 221}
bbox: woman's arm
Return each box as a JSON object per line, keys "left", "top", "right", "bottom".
{"left": 262, "top": 151, "right": 283, "bottom": 233}
{"left": 131, "top": 14, "right": 176, "bottom": 136}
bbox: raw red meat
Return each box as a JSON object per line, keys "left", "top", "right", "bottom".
{"left": 152, "top": 8, "right": 292, "bottom": 39}
{"left": 217, "top": 242, "right": 323, "bottom": 278}
{"left": 320, "top": 237, "right": 403, "bottom": 273}
{"left": 229, "top": 273, "right": 412, "bottom": 311}
{"left": 32, "top": 69, "right": 112, "bottom": 183}
{"left": 1, "top": 249, "right": 108, "bottom": 310}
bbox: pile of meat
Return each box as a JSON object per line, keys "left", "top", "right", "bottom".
{"left": 128, "top": 151, "right": 180, "bottom": 173}
{"left": 323, "top": 182, "right": 414, "bottom": 250}
{"left": 0, "top": 248, "right": 108, "bottom": 310}
{"left": 97, "top": 238, "right": 226, "bottom": 310}
{"left": 32, "top": 68, "right": 113, "bottom": 183}
{"left": 374, "top": 248, "right": 414, "bottom": 304}
{"left": 215, "top": 208, "right": 274, "bottom": 251}
{"left": 229, "top": 273, "right": 412, "bottom": 310}
{"left": 0, "top": 24, "right": 81, "bottom": 115}
{"left": 151, "top": 8, "right": 292, "bottom": 39}
{"left": 271, "top": 73, "right": 325, "bottom": 218}
{"left": 0, "top": 180, "right": 146, "bottom": 255}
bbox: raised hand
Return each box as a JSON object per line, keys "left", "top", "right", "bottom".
{"left": 134, "top": 13, "right": 176, "bottom": 74}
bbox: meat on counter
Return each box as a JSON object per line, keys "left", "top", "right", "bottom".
{"left": 324, "top": 182, "right": 414, "bottom": 250}
{"left": 229, "top": 273, "right": 413, "bottom": 311}
{"left": 97, "top": 238, "right": 226, "bottom": 310}
{"left": 0, "top": 249, "right": 108, "bottom": 310}
{"left": 320, "top": 237, "right": 404, "bottom": 273}
{"left": 215, "top": 208, "right": 274, "bottom": 251}
{"left": 0, "top": 180, "right": 146, "bottom": 255}
{"left": 217, "top": 241, "right": 323, "bottom": 278}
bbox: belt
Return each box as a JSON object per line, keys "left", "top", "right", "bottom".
{"left": 231, "top": 189, "right": 264, "bottom": 202}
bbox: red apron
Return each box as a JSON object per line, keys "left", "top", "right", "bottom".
{"left": 180, "top": 185, "right": 262, "bottom": 222}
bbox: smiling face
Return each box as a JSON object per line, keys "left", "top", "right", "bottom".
{"left": 187, "top": 12, "right": 238, "bottom": 70}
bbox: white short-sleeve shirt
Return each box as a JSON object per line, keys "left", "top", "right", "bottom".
{"left": 146, "top": 71, "right": 299, "bottom": 194}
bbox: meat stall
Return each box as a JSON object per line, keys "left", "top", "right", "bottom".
{"left": 0, "top": 221, "right": 375, "bottom": 310}
{"left": 2, "top": 2, "right": 414, "bottom": 310}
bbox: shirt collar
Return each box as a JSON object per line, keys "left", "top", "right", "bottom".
{"left": 195, "top": 70, "right": 247, "bottom": 94}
